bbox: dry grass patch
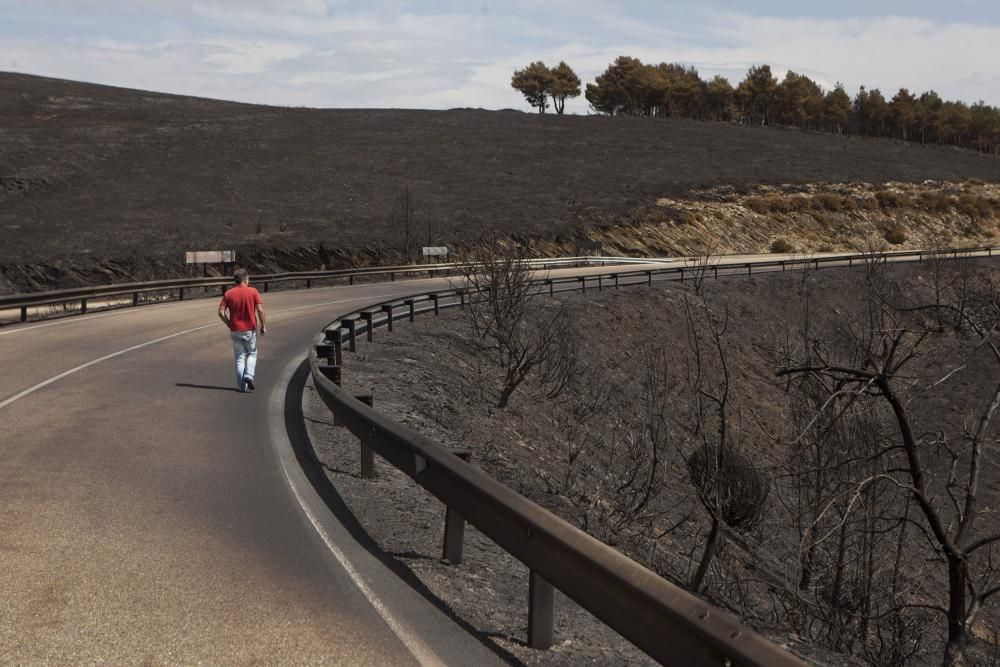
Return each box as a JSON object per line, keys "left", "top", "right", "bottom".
{"left": 885, "top": 225, "right": 907, "bottom": 244}
{"left": 876, "top": 190, "right": 913, "bottom": 209}
{"left": 770, "top": 237, "right": 794, "bottom": 253}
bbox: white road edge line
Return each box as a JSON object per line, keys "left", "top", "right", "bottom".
{"left": 0, "top": 291, "right": 426, "bottom": 409}
{"left": 0, "top": 299, "right": 191, "bottom": 336}
{"left": 0, "top": 323, "right": 216, "bottom": 410}
{"left": 269, "top": 355, "right": 445, "bottom": 667}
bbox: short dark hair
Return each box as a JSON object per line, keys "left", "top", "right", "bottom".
{"left": 233, "top": 268, "right": 249, "bottom": 284}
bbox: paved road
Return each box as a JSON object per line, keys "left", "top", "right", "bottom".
{"left": 0, "top": 264, "right": 681, "bottom": 664}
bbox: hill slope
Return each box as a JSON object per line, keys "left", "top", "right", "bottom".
{"left": 2, "top": 72, "right": 1000, "bottom": 290}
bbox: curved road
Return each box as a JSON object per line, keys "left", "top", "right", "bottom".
{"left": 0, "top": 263, "right": 677, "bottom": 664}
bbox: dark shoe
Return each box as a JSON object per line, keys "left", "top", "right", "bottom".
{"left": 244, "top": 378, "right": 255, "bottom": 392}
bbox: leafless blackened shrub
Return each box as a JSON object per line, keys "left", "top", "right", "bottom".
{"left": 915, "top": 246, "right": 999, "bottom": 336}
{"left": 672, "top": 294, "right": 773, "bottom": 594}
{"left": 777, "top": 260, "right": 1000, "bottom": 666}
{"left": 547, "top": 370, "right": 610, "bottom": 498}
{"left": 537, "top": 313, "right": 580, "bottom": 400}
{"left": 578, "top": 346, "right": 688, "bottom": 557}
{"left": 862, "top": 602, "right": 933, "bottom": 667}
{"left": 456, "top": 232, "right": 569, "bottom": 409}
{"left": 687, "top": 240, "right": 721, "bottom": 295}
{"left": 687, "top": 441, "right": 770, "bottom": 528}
{"left": 780, "top": 383, "right": 934, "bottom": 663}
{"left": 390, "top": 186, "right": 419, "bottom": 261}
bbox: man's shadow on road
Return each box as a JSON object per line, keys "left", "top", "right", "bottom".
{"left": 175, "top": 382, "right": 240, "bottom": 392}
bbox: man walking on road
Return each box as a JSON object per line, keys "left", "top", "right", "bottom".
{"left": 218, "top": 269, "right": 267, "bottom": 392}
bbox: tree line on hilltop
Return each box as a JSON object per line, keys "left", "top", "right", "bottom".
{"left": 511, "top": 56, "right": 1000, "bottom": 154}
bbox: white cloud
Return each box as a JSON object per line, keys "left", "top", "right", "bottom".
{"left": 200, "top": 38, "right": 312, "bottom": 75}
{"left": 698, "top": 13, "right": 1000, "bottom": 101}
{"left": 2, "top": 3, "right": 999, "bottom": 112}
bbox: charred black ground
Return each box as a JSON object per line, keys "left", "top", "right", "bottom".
{"left": 3, "top": 71, "right": 1000, "bottom": 292}
{"left": 305, "top": 260, "right": 1000, "bottom": 666}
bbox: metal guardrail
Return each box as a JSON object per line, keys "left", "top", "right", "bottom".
{"left": 0, "top": 256, "right": 664, "bottom": 323}
{"left": 3, "top": 246, "right": 996, "bottom": 324}
{"left": 306, "top": 245, "right": 999, "bottom": 664}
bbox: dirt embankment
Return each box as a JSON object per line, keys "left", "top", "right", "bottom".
{"left": 4, "top": 180, "right": 1000, "bottom": 295}
{"left": 579, "top": 179, "right": 1000, "bottom": 257}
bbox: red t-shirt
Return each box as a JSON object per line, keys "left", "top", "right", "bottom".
{"left": 220, "top": 285, "right": 262, "bottom": 332}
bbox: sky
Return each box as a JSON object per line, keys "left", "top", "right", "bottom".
{"left": 2, "top": 0, "right": 999, "bottom": 113}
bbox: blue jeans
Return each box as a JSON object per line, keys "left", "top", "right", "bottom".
{"left": 230, "top": 330, "right": 257, "bottom": 390}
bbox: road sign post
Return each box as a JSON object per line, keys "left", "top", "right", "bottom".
{"left": 185, "top": 250, "right": 236, "bottom": 277}
{"left": 422, "top": 246, "right": 448, "bottom": 262}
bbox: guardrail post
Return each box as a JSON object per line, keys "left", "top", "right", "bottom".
{"left": 382, "top": 304, "right": 395, "bottom": 332}
{"left": 406, "top": 299, "right": 416, "bottom": 322}
{"left": 340, "top": 318, "right": 357, "bottom": 352}
{"left": 315, "top": 343, "right": 337, "bottom": 364}
{"left": 459, "top": 290, "right": 466, "bottom": 309}
{"left": 598, "top": 275, "right": 603, "bottom": 291}
{"left": 356, "top": 394, "right": 376, "bottom": 479}
{"left": 748, "top": 265, "right": 752, "bottom": 276}
{"left": 390, "top": 272, "right": 395, "bottom": 282}
{"left": 442, "top": 449, "right": 472, "bottom": 564}
{"left": 20, "top": 305, "right": 27, "bottom": 322}
{"left": 547, "top": 279, "right": 554, "bottom": 297}
{"left": 680, "top": 267, "right": 685, "bottom": 283}
{"left": 714, "top": 266, "right": 718, "bottom": 279}
{"left": 263, "top": 282, "right": 269, "bottom": 293}
{"left": 432, "top": 294, "right": 440, "bottom": 315}
{"left": 349, "top": 275, "right": 354, "bottom": 285}
{"left": 81, "top": 298, "right": 87, "bottom": 314}
{"left": 614, "top": 274, "right": 619, "bottom": 289}
{"left": 133, "top": 292, "right": 140, "bottom": 307}
{"left": 179, "top": 287, "right": 185, "bottom": 301}
{"left": 361, "top": 312, "right": 375, "bottom": 342}
{"left": 528, "top": 570, "right": 555, "bottom": 649}
{"left": 647, "top": 271, "right": 652, "bottom": 286}
{"left": 579, "top": 276, "right": 586, "bottom": 293}
{"left": 306, "top": 278, "right": 312, "bottom": 289}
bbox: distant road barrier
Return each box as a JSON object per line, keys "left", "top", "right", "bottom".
{"left": 2, "top": 246, "right": 997, "bottom": 325}
{"left": 0, "top": 256, "right": 657, "bottom": 324}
